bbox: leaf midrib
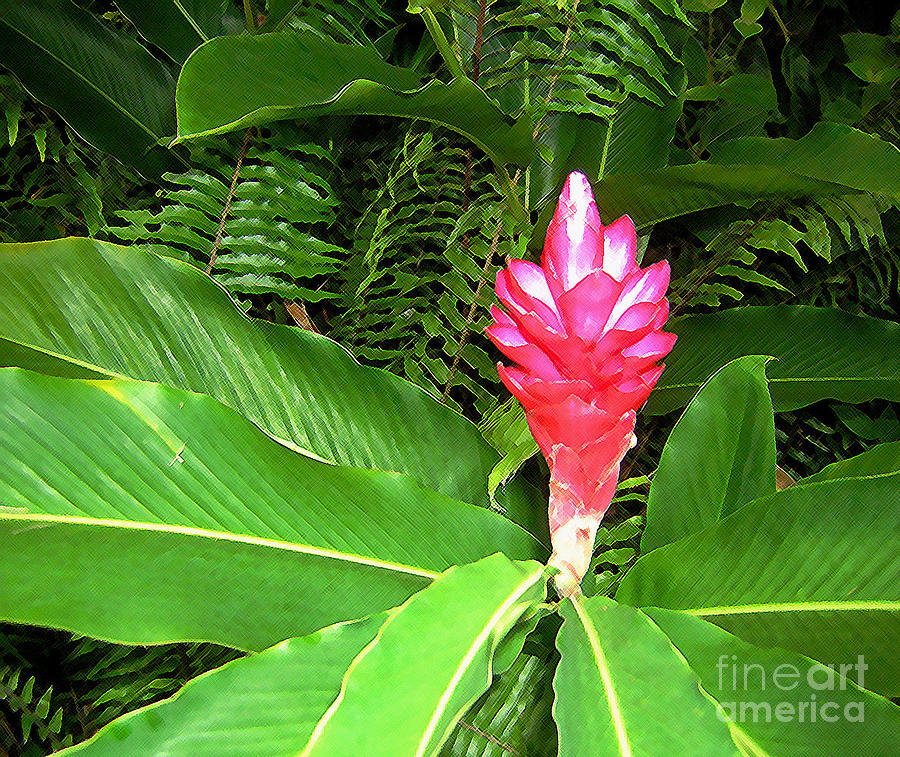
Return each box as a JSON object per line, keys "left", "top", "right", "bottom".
{"left": 685, "top": 600, "right": 900, "bottom": 617}
{"left": 0, "top": 513, "right": 440, "bottom": 579}
{"left": 414, "top": 566, "right": 546, "bottom": 755}
{"left": 572, "top": 596, "right": 633, "bottom": 757}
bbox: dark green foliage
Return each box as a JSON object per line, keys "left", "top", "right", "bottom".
{"left": 269, "top": 0, "right": 393, "bottom": 43}
{"left": 0, "top": 625, "right": 242, "bottom": 756}
{"left": 0, "top": 663, "right": 71, "bottom": 755}
{"left": 108, "top": 127, "right": 345, "bottom": 304}
{"left": 0, "top": 74, "right": 144, "bottom": 242}
{"left": 1, "top": 0, "right": 899, "bottom": 752}
{"left": 327, "top": 127, "right": 508, "bottom": 414}
{"left": 474, "top": 0, "right": 686, "bottom": 120}
{"left": 674, "top": 195, "right": 897, "bottom": 308}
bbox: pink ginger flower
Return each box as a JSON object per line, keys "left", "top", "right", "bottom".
{"left": 486, "top": 171, "right": 675, "bottom": 594}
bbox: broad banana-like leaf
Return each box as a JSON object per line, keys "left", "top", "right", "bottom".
{"left": 649, "top": 306, "right": 900, "bottom": 414}
{"left": 0, "top": 0, "right": 181, "bottom": 177}
{"left": 800, "top": 440, "right": 900, "bottom": 484}
{"left": 0, "top": 368, "right": 542, "bottom": 649}
{"left": 174, "top": 30, "right": 534, "bottom": 167}
{"left": 618, "top": 473, "right": 900, "bottom": 696}
{"left": 592, "top": 123, "right": 900, "bottom": 228}
{"left": 0, "top": 238, "right": 540, "bottom": 528}
{"left": 302, "top": 554, "right": 548, "bottom": 756}
{"left": 646, "top": 608, "right": 900, "bottom": 756}
{"left": 642, "top": 355, "right": 776, "bottom": 552}
{"left": 114, "top": 0, "right": 242, "bottom": 63}
{"left": 58, "top": 615, "right": 387, "bottom": 756}
{"left": 553, "top": 597, "right": 735, "bottom": 755}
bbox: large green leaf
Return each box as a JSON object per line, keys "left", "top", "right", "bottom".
{"left": 647, "top": 306, "right": 900, "bottom": 415}
{"left": 114, "top": 0, "right": 242, "bottom": 63}
{"left": 617, "top": 473, "right": 900, "bottom": 696}
{"left": 0, "top": 0, "right": 182, "bottom": 178}
{"left": 0, "top": 513, "right": 411, "bottom": 652}
{"left": 0, "top": 238, "right": 538, "bottom": 524}
{"left": 440, "top": 630, "right": 558, "bottom": 757}
{"left": 592, "top": 163, "right": 843, "bottom": 229}
{"left": 0, "top": 368, "right": 542, "bottom": 648}
{"left": 59, "top": 615, "right": 387, "bottom": 756}
{"left": 174, "top": 30, "right": 534, "bottom": 167}
{"left": 706, "top": 121, "right": 900, "bottom": 197}
{"left": 800, "top": 440, "right": 900, "bottom": 485}
{"left": 302, "top": 554, "right": 548, "bottom": 756}
{"left": 642, "top": 356, "right": 776, "bottom": 553}
{"left": 528, "top": 91, "right": 685, "bottom": 249}
{"left": 591, "top": 123, "right": 900, "bottom": 228}
{"left": 553, "top": 597, "right": 736, "bottom": 756}
{"left": 647, "top": 608, "right": 900, "bottom": 756}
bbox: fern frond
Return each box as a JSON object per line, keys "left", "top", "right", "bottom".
{"left": 329, "top": 127, "right": 508, "bottom": 415}
{"left": 474, "top": 0, "right": 684, "bottom": 121}
{"left": 676, "top": 194, "right": 897, "bottom": 308}
{"left": 60, "top": 636, "right": 242, "bottom": 736}
{"left": 107, "top": 134, "right": 344, "bottom": 306}
{"left": 0, "top": 664, "right": 72, "bottom": 752}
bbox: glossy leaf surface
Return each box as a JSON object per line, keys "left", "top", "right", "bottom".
{"left": 649, "top": 306, "right": 900, "bottom": 414}
{"left": 648, "top": 608, "right": 900, "bottom": 756}
{"left": 175, "top": 31, "right": 533, "bottom": 167}
{"left": 553, "top": 597, "right": 735, "bottom": 756}
{"left": 0, "top": 369, "right": 541, "bottom": 648}
{"left": 618, "top": 473, "right": 900, "bottom": 696}
{"left": 0, "top": 0, "right": 181, "bottom": 177}
{"left": 59, "top": 615, "right": 387, "bottom": 755}
{"left": 303, "top": 555, "right": 548, "bottom": 756}
{"left": 0, "top": 238, "right": 538, "bottom": 521}
{"left": 642, "top": 355, "right": 776, "bottom": 552}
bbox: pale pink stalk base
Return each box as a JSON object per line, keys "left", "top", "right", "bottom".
{"left": 487, "top": 171, "right": 675, "bottom": 595}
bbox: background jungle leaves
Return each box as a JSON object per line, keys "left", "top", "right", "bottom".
{"left": 174, "top": 30, "right": 534, "bottom": 168}
{"left": 0, "top": 0, "right": 183, "bottom": 178}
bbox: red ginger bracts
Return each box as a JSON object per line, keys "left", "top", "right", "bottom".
{"left": 486, "top": 171, "right": 675, "bottom": 595}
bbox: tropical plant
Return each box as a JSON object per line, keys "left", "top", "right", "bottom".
{"left": 0, "top": 0, "right": 899, "bottom": 754}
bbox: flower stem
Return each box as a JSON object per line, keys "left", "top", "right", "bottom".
{"left": 421, "top": 9, "right": 467, "bottom": 80}
{"left": 495, "top": 167, "right": 527, "bottom": 225}
{"left": 242, "top": 0, "right": 256, "bottom": 33}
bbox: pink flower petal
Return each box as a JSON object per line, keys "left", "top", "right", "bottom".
{"left": 486, "top": 323, "right": 564, "bottom": 379}
{"left": 601, "top": 215, "right": 639, "bottom": 281}
{"left": 557, "top": 269, "right": 620, "bottom": 344}
{"left": 622, "top": 330, "right": 677, "bottom": 360}
{"left": 528, "top": 396, "right": 622, "bottom": 453}
{"left": 498, "top": 366, "right": 594, "bottom": 405}
{"left": 602, "top": 260, "right": 670, "bottom": 333}
{"left": 489, "top": 304, "right": 517, "bottom": 330}
{"left": 575, "top": 411, "right": 637, "bottom": 482}
{"left": 541, "top": 172, "right": 604, "bottom": 291}
{"left": 547, "top": 410, "right": 636, "bottom": 532}
{"left": 507, "top": 259, "right": 562, "bottom": 327}
{"left": 605, "top": 300, "right": 661, "bottom": 335}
